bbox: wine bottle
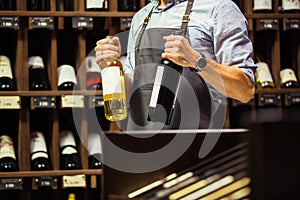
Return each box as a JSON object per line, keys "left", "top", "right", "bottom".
{"left": 28, "top": 56, "right": 50, "bottom": 90}
{"left": 57, "top": 64, "right": 78, "bottom": 90}
{"left": 86, "top": 56, "right": 102, "bottom": 90}
{"left": 0, "top": 0, "right": 16, "bottom": 10}
{"left": 85, "top": 0, "right": 108, "bottom": 11}
{"left": 0, "top": 135, "right": 18, "bottom": 172}
{"left": 148, "top": 58, "right": 183, "bottom": 125}
{"left": 59, "top": 130, "right": 81, "bottom": 170}
{"left": 280, "top": 68, "right": 300, "bottom": 88}
{"left": 255, "top": 62, "right": 275, "bottom": 89}
{"left": 118, "top": 0, "right": 140, "bottom": 11}
{"left": 30, "top": 131, "right": 52, "bottom": 171}
{"left": 68, "top": 193, "right": 76, "bottom": 200}
{"left": 27, "top": 0, "right": 50, "bottom": 11}
{"left": 64, "top": 0, "right": 74, "bottom": 11}
{"left": 0, "top": 55, "right": 16, "bottom": 91}
{"left": 281, "top": 0, "right": 300, "bottom": 13}
{"left": 99, "top": 36, "right": 128, "bottom": 121}
{"left": 87, "top": 133, "right": 102, "bottom": 169}
{"left": 253, "top": 0, "right": 273, "bottom": 13}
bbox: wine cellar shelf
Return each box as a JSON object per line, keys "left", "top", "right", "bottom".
{"left": 0, "top": 0, "right": 299, "bottom": 200}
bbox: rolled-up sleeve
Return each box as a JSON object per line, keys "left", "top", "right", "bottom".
{"left": 213, "top": 2, "right": 256, "bottom": 83}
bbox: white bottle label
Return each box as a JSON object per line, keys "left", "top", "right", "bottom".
{"left": 101, "top": 66, "right": 122, "bottom": 96}
{"left": 253, "top": 0, "right": 272, "bottom": 10}
{"left": 0, "top": 56, "right": 13, "bottom": 79}
{"left": 57, "top": 65, "right": 78, "bottom": 86}
{"left": 30, "top": 131, "right": 49, "bottom": 160}
{"left": 87, "top": 133, "right": 102, "bottom": 156}
{"left": 257, "top": 62, "right": 274, "bottom": 83}
{"left": 28, "top": 56, "right": 45, "bottom": 69}
{"left": 60, "top": 130, "right": 78, "bottom": 155}
{"left": 149, "top": 65, "right": 164, "bottom": 108}
{"left": 86, "top": 0, "right": 105, "bottom": 9}
{"left": 282, "top": 0, "right": 300, "bottom": 10}
{"left": 0, "top": 135, "right": 16, "bottom": 159}
{"left": 280, "top": 68, "right": 298, "bottom": 83}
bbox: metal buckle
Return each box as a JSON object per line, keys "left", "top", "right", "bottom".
{"left": 182, "top": 15, "right": 190, "bottom": 23}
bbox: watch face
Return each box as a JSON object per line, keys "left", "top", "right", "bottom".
{"left": 197, "top": 57, "right": 207, "bottom": 71}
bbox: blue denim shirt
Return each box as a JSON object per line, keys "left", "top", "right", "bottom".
{"left": 122, "top": 0, "right": 256, "bottom": 107}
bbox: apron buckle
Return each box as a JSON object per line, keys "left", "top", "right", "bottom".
{"left": 182, "top": 15, "right": 190, "bottom": 23}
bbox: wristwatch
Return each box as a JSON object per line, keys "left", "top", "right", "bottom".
{"left": 194, "top": 53, "right": 207, "bottom": 72}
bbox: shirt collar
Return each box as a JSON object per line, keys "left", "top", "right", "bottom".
{"left": 151, "top": 0, "right": 187, "bottom": 11}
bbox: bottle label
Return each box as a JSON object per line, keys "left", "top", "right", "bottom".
{"left": 0, "top": 56, "right": 13, "bottom": 78}
{"left": 253, "top": 0, "right": 272, "bottom": 10}
{"left": 282, "top": 0, "right": 300, "bottom": 10}
{"left": 87, "top": 133, "right": 102, "bottom": 156}
{"left": 60, "top": 130, "right": 78, "bottom": 155}
{"left": 86, "top": 0, "right": 105, "bottom": 9}
{"left": 280, "top": 68, "right": 298, "bottom": 83}
{"left": 28, "top": 56, "right": 44, "bottom": 69}
{"left": 0, "top": 135, "right": 16, "bottom": 159}
{"left": 256, "top": 62, "right": 274, "bottom": 83}
{"left": 57, "top": 65, "right": 78, "bottom": 86}
{"left": 101, "top": 66, "right": 122, "bottom": 96}
{"left": 30, "top": 131, "right": 48, "bottom": 160}
{"left": 149, "top": 65, "right": 164, "bottom": 108}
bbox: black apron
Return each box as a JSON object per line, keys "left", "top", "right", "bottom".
{"left": 126, "top": 0, "right": 212, "bottom": 130}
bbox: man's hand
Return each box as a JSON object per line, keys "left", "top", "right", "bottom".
{"left": 95, "top": 36, "right": 122, "bottom": 66}
{"left": 162, "top": 35, "right": 200, "bottom": 68}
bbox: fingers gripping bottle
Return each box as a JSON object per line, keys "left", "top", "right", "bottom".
{"left": 99, "top": 36, "right": 128, "bottom": 121}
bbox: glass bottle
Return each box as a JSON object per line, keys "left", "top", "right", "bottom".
{"left": 281, "top": 0, "right": 300, "bottom": 13}
{"left": 99, "top": 36, "right": 128, "bottom": 121}
{"left": 85, "top": 0, "right": 108, "bottom": 11}
{"left": 0, "top": 55, "right": 16, "bottom": 91}
{"left": 57, "top": 64, "right": 78, "bottom": 90}
{"left": 30, "top": 131, "right": 52, "bottom": 171}
{"left": 253, "top": 0, "right": 273, "bottom": 13}
{"left": 28, "top": 56, "right": 50, "bottom": 90}
{"left": 59, "top": 130, "right": 81, "bottom": 170}
{"left": 148, "top": 58, "right": 183, "bottom": 125}
{"left": 0, "top": 135, "right": 18, "bottom": 172}
{"left": 255, "top": 62, "right": 275, "bottom": 89}
{"left": 87, "top": 133, "right": 102, "bottom": 169}
{"left": 86, "top": 56, "right": 102, "bottom": 90}
{"left": 280, "top": 68, "right": 300, "bottom": 88}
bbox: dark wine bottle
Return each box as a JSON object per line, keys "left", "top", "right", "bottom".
{"left": 148, "top": 58, "right": 183, "bottom": 125}
{"left": 28, "top": 56, "right": 50, "bottom": 91}
{"left": 0, "top": 0, "right": 16, "bottom": 10}
{"left": 27, "top": 0, "right": 50, "bottom": 11}
{"left": 253, "top": 0, "right": 273, "bottom": 13}
{"left": 0, "top": 135, "right": 18, "bottom": 172}
{"left": 86, "top": 56, "right": 102, "bottom": 90}
{"left": 59, "top": 130, "right": 81, "bottom": 170}
{"left": 85, "top": 0, "right": 108, "bottom": 11}
{"left": 88, "top": 133, "right": 102, "bottom": 169}
{"left": 118, "top": 0, "right": 140, "bottom": 11}
{"left": 30, "top": 131, "right": 52, "bottom": 171}
{"left": 280, "top": 68, "right": 300, "bottom": 88}
{"left": 0, "top": 55, "right": 16, "bottom": 91}
{"left": 64, "top": 0, "right": 74, "bottom": 11}
{"left": 57, "top": 64, "right": 78, "bottom": 90}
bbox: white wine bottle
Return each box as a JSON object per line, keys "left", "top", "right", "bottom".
{"left": 280, "top": 68, "right": 300, "bottom": 88}
{"left": 253, "top": 0, "right": 273, "bottom": 13}
{"left": 255, "top": 62, "right": 275, "bottom": 89}
{"left": 99, "top": 36, "right": 128, "bottom": 121}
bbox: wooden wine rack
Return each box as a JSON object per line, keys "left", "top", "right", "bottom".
{"left": 0, "top": 0, "right": 299, "bottom": 199}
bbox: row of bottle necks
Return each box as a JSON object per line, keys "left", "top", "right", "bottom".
{"left": 0, "top": 55, "right": 102, "bottom": 91}
{"left": 0, "top": 131, "right": 102, "bottom": 172}
{"left": 0, "top": 0, "right": 144, "bottom": 12}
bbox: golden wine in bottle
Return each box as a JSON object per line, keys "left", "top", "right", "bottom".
{"left": 99, "top": 37, "right": 127, "bottom": 121}
{"left": 255, "top": 62, "right": 275, "bottom": 89}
